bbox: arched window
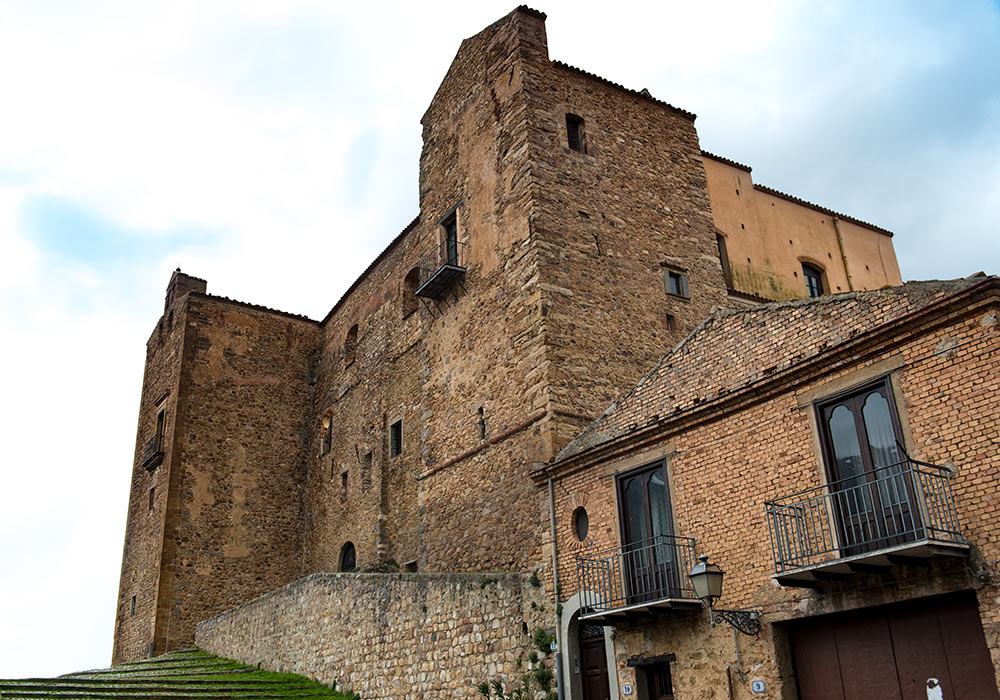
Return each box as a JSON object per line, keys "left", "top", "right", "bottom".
{"left": 339, "top": 542, "right": 356, "bottom": 572}
{"left": 320, "top": 413, "right": 333, "bottom": 455}
{"left": 802, "top": 263, "right": 825, "bottom": 298}
{"left": 402, "top": 267, "right": 420, "bottom": 317}
{"left": 344, "top": 324, "right": 358, "bottom": 365}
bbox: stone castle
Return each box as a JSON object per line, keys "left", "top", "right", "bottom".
{"left": 114, "top": 7, "right": 1000, "bottom": 700}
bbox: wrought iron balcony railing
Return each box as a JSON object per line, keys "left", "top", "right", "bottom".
{"left": 766, "top": 459, "right": 967, "bottom": 580}
{"left": 141, "top": 434, "right": 164, "bottom": 471}
{"left": 415, "top": 239, "right": 466, "bottom": 300}
{"left": 576, "top": 535, "right": 699, "bottom": 618}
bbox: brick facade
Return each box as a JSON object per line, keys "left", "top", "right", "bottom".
{"left": 544, "top": 278, "right": 1000, "bottom": 699}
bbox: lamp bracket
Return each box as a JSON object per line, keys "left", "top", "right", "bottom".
{"left": 712, "top": 608, "right": 761, "bottom": 636}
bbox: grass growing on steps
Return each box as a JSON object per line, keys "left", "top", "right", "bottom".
{"left": 0, "top": 648, "right": 358, "bottom": 699}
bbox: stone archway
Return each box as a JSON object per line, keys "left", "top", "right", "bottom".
{"left": 560, "top": 592, "right": 619, "bottom": 700}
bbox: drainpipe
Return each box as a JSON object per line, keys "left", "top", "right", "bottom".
{"left": 832, "top": 217, "right": 855, "bottom": 292}
{"left": 548, "top": 474, "right": 565, "bottom": 700}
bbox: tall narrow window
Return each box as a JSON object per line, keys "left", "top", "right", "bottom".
{"left": 802, "top": 263, "right": 824, "bottom": 297}
{"left": 148, "top": 487, "right": 155, "bottom": 512}
{"left": 130, "top": 595, "right": 136, "bottom": 617}
{"left": 477, "top": 407, "right": 487, "bottom": 441}
{"left": 441, "top": 212, "right": 459, "bottom": 267}
{"left": 340, "top": 471, "right": 348, "bottom": 502}
{"left": 566, "top": 113, "right": 585, "bottom": 153}
{"left": 816, "top": 378, "right": 911, "bottom": 556}
{"left": 344, "top": 324, "right": 358, "bottom": 365}
{"left": 155, "top": 409, "right": 165, "bottom": 450}
{"left": 390, "top": 420, "right": 403, "bottom": 457}
{"left": 716, "top": 234, "right": 732, "bottom": 288}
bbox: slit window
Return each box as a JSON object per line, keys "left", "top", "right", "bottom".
{"left": 340, "top": 471, "right": 348, "bottom": 502}
{"left": 566, "top": 114, "right": 585, "bottom": 153}
{"left": 148, "top": 487, "right": 155, "bottom": 511}
{"left": 478, "top": 407, "right": 487, "bottom": 441}
{"left": 390, "top": 420, "right": 403, "bottom": 457}
{"left": 321, "top": 414, "right": 333, "bottom": 455}
{"left": 130, "top": 595, "right": 136, "bottom": 617}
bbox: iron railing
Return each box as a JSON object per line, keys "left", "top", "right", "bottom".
{"left": 576, "top": 535, "right": 698, "bottom": 614}
{"left": 766, "top": 459, "right": 966, "bottom": 573}
{"left": 415, "top": 239, "right": 466, "bottom": 298}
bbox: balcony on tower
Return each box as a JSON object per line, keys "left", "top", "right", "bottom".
{"left": 415, "top": 237, "right": 466, "bottom": 301}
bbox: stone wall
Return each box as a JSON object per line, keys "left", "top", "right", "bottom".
{"left": 195, "top": 572, "right": 553, "bottom": 700}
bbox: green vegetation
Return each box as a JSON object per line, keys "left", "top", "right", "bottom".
{"left": 0, "top": 647, "right": 356, "bottom": 699}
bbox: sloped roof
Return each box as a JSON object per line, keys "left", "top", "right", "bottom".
{"left": 556, "top": 278, "right": 989, "bottom": 463}
{"left": 0, "top": 648, "right": 348, "bottom": 699}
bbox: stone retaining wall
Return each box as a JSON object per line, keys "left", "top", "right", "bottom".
{"left": 195, "top": 572, "right": 552, "bottom": 699}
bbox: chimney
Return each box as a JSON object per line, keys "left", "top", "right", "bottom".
{"left": 164, "top": 268, "right": 207, "bottom": 311}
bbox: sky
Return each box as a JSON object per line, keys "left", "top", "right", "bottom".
{"left": 0, "top": 0, "right": 998, "bottom": 679}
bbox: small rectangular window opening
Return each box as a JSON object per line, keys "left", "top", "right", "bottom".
{"left": 130, "top": 595, "right": 136, "bottom": 617}
{"left": 665, "top": 314, "right": 676, "bottom": 331}
{"left": 340, "top": 471, "right": 348, "bottom": 502}
{"left": 478, "top": 407, "right": 487, "bottom": 441}
{"left": 566, "top": 114, "right": 585, "bottom": 152}
{"left": 390, "top": 420, "right": 403, "bottom": 457}
{"left": 148, "top": 487, "right": 155, "bottom": 511}
{"left": 404, "top": 560, "right": 418, "bottom": 573}
{"left": 664, "top": 269, "right": 689, "bottom": 299}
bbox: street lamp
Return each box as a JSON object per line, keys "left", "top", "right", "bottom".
{"left": 688, "top": 555, "right": 761, "bottom": 636}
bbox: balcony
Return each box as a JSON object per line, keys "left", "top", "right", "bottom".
{"left": 576, "top": 535, "right": 701, "bottom": 624}
{"left": 766, "top": 459, "right": 969, "bottom": 587}
{"left": 141, "top": 435, "right": 164, "bottom": 471}
{"left": 414, "top": 239, "right": 466, "bottom": 300}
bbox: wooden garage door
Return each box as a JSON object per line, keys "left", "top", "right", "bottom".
{"left": 788, "top": 592, "right": 999, "bottom": 700}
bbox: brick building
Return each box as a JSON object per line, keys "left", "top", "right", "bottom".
{"left": 108, "top": 7, "right": 991, "bottom": 700}
{"left": 541, "top": 276, "right": 1000, "bottom": 699}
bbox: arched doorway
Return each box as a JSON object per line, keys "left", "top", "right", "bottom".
{"left": 561, "top": 592, "right": 618, "bottom": 700}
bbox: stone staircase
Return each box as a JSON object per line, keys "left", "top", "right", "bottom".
{"left": 0, "top": 648, "right": 352, "bottom": 699}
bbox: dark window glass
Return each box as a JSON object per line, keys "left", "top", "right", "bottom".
{"left": 803, "top": 263, "right": 824, "bottom": 297}
{"left": 442, "top": 213, "right": 458, "bottom": 266}
{"left": 566, "top": 114, "right": 585, "bottom": 152}
{"left": 339, "top": 542, "right": 356, "bottom": 572}
{"left": 390, "top": 420, "right": 403, "bottom": 457}
{"left": 573, "top": 507, "right": 589, "bottom": 541}
{"left": 817, "top": 378, "right": 915, "bottom": 554}
{"left": 665, "top": 270, "right": 689, "bottom": 298}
